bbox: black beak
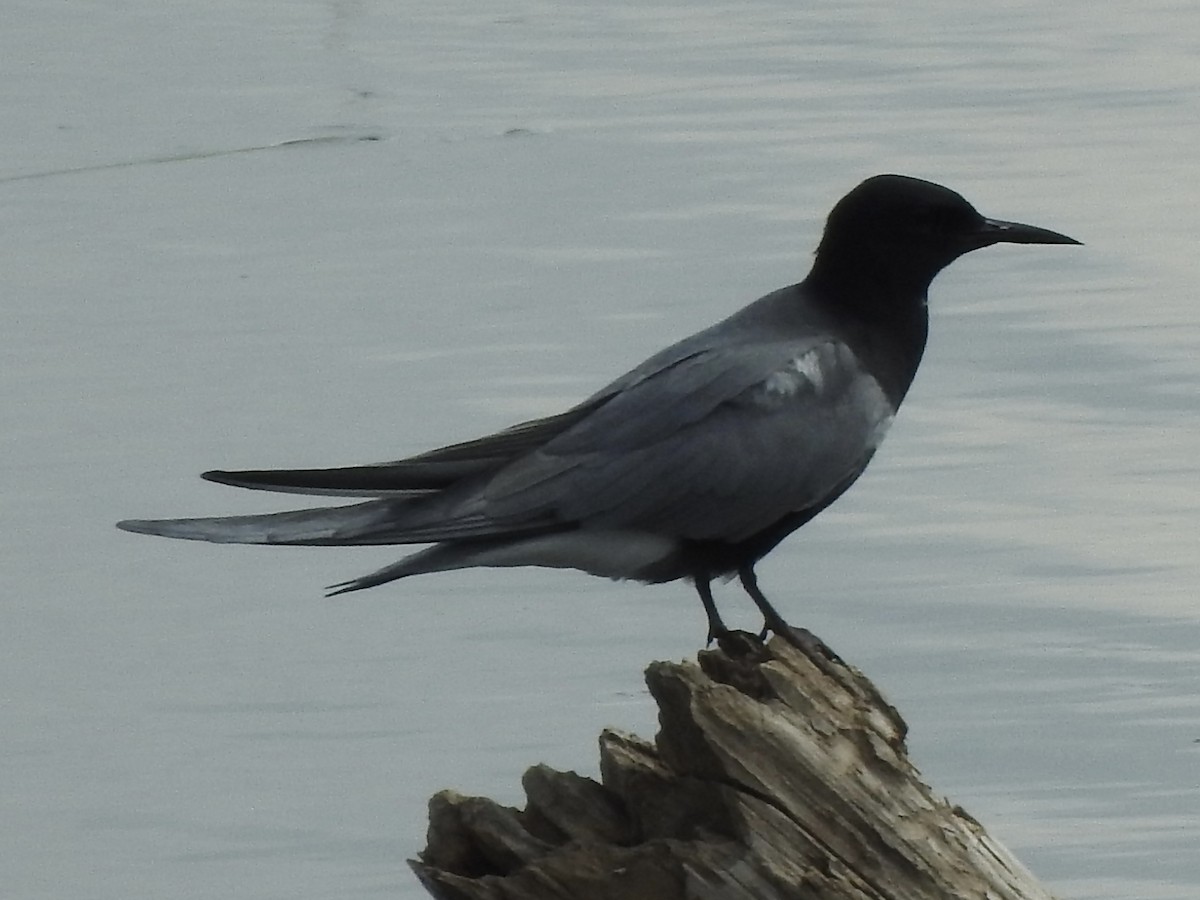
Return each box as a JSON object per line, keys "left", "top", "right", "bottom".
{"left": 978, "top": 217, "right": 1082, "bottom": 246}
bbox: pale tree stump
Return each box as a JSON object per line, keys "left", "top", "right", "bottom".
{"left": 411, "top": 635, "right": 1056, "bottom": 900}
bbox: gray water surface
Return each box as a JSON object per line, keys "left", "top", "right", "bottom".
{"left": 3, "top": 2, "right": 1199, "bottom": 898}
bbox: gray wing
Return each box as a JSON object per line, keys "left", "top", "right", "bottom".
{"left": 200, "top": 400, "right": 610, "bottom": 497}
{"left": 449, "top": 337, "right": 898, "bottom": 543}
{"left": 199, "top": 318, "right": 776, "bottom": 498}
{"left": 200, "top": 284, "right": 809, "bottom": 499}
{"left": 117, "top": 338, "right": 895, "bottom": 549}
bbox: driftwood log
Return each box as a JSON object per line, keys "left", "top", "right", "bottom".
{"left": 411, "top": 634, "right": 1056, "bottom": 900}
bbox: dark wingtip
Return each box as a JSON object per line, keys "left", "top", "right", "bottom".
{"left": 201, "top": 468, "right": 308, "bottom": 492}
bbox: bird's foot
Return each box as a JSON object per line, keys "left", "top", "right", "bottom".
{"left": 711, "top": 627, "right": 766, "bottom": 657}
{"left": 771, "top": 625, "right": 844, "bottom": 667}
{"left": 755, "top": 606, "right": 845, "bottom": 669}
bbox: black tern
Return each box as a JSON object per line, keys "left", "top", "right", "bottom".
{"left": 118, "top": 174, "right": 1080, "bottom": 645}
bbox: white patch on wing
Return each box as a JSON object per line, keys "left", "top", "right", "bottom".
{"left": 753, "top": 341, "right": 881, "bottom": 407}
{"left": 790, "top": 348, "right": 827, "bottom": 393}
{"left": 759, "top": 347, "right": 829, "bottom": 399}
{"left": 749, "top": 342, "right": 897, "bottom": 457}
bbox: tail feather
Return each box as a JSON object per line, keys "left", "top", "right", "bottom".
{"left": 116, "top": 500, "right": 404, "bottom": 546}
{"left": 327, "top": 529, "right": 683, "bottom": 595}
{"left": 326, "top": 544, "right": 458, "bottom": 595}
{"left": 117, "top": 499, "right": 560, "bottom": 547}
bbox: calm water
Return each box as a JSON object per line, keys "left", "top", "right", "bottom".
{"left": 3, "top": 2, "right": 1198, "bottom": 898}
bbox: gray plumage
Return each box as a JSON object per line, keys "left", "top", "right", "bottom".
{"left": 118, "top": 175, "right": 1080, "bottom": 643}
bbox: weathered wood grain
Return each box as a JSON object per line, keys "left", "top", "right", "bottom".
{"left": 412, "top": 635, "right": 1056, "bottom": 900}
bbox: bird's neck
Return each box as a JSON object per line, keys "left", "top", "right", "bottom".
{"left": 807, "top": 248, "right": 939, "bottom": 315}
{"left": 802, "top": 261, "right": 931, "bottom": 408}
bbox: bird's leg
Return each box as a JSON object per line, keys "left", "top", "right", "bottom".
{"left": 737, "top": 565, "right": 793, "bottom": 640}
{"left": 737, "top": 565, "right": 843, "bottom": 664}
{"left": 693, "top": 575, "right": 729, "bottom": 645}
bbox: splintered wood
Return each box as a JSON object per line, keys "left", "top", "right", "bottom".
{"left": 412, "top": 637, "right": 1056, "bottom": 900}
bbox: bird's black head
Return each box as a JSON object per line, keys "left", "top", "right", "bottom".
{"left": 808, "top": 174, "right": 1080, "bottom": 308}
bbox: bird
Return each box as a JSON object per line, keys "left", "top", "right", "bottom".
{"left": 118, "top": 174, "right": 1080, "bottom": 647}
